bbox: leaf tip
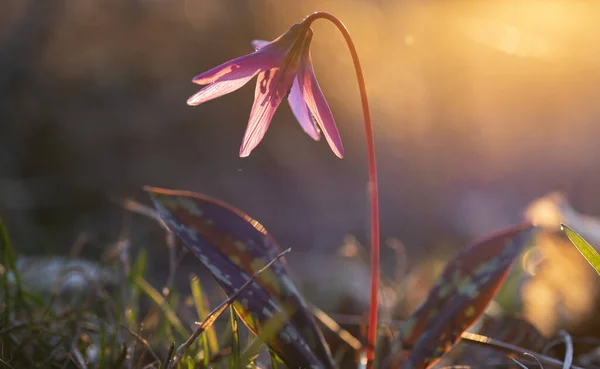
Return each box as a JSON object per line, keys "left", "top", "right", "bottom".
{"left": 143, "top": 185, "right": 159, "bottom": 194}
{"left": 143, "top": 186, "right": 175, "bottom": 201}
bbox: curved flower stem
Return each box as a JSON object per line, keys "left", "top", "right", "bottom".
{"left": 303, "top": 11, "right": 380, "bottom": 368}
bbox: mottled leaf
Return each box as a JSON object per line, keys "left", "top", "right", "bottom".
{"left": 145, "top": 187, "right": 334, "bottom": 369}
{"left": 386, "top": 223, "right": 536, "bottom": 369}
{"left": 562, "top": 223, "right": 600, "bottom": 275}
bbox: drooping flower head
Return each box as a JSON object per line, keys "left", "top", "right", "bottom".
{"left": 187, "top": 21, "right": 344, "bottom": 158}
{"left": 188, "top": 12, "right": 382, "bottom": 368}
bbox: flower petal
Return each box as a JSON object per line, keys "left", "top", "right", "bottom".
{"left": 193, "top": 24, "right": 309, "bottom": 87}
{"left": 187, "top": 72, "right": 258, "bottom": 106}
{"left": 287, "top": 76, "right": 320, "bottom": 141}
{"left": 298, "top": 46, "right": 344, "bottom": 158}
{"left": 192, "top": 51, "right": 276, "bottom": 86}
{"left": 240, "top": 67, "right": 295, "bottom": 157}
{"left": 251, "top": 39, "right": 270, "bottom": 50}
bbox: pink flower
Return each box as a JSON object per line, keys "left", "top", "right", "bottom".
{"left": 187, "top": 22, "right": 344, "bottom": 158}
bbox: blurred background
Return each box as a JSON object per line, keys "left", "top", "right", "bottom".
{"left": 3, "top": 0, "right": 600, "bottom": 345}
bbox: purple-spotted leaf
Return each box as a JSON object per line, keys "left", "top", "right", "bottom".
{"left": 145, "top": 187, "right": 334, "bottom": 369}
{"left": 386, "top": 223, "right": 536, "bottom": 369}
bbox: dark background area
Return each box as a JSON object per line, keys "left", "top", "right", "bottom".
{"left": 2, "top": 0, "right": 600, "bottom": 293}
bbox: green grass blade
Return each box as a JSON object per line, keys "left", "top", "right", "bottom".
{"left": 270, "top": 350, "right": 282, "bottom": 369}
{"left": 165, "top": 291, "right": 181, "bottom": 344}
{"left": 100, "top": 324, "right": 106, "bottom": 369}
{"left": 127, "top": 250, "right": 147, "bottom": 327}
{"left": 0, "top": 218, "right": 30, "bottom": 325}
{"left": 135, "top": 276, "right": 189, "bottom": 339}
{"left": 229, "top": 306, "right": 240, "bottom": 369}
{"left": 0, "top": 220, "right": 11, "bottom": 328}
{"left": 0, "top": 219, "right": 20, "bottom": 288}
{"left": 190, "top": 274, "right": 218, "bottom": 366}
{"left": 131, "top": 250, "right": 147, "bottom": 281}
{"left": 241, "top": 308, "right": 288, "bottom": 363}
{"left": 562, "top": 223, "right": 600, "bottom": 275}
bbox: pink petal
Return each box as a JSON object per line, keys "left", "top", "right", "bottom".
{"left": 192, "top": 51, "right": 276, "bottom": 86}
{"left": 187, "top": 72, "right": 257, "bottom": 106}
{"left": 239, "top": 67, "right": 295, "bottom": 157}
{"left": 251, "top": 40, "right": 270, "bottom": 51}
{"left": 298, "top": 50, "right": 344, "bottom": 158}
{"left": 287, "top": 76, "right": 320, "bottom": 141}
{"left": 194, "top": 24, "right": 309, "bottom": 87}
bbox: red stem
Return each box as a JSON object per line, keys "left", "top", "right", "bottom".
{"left": 304, "top": 12, "right": 380, "bottom": 368}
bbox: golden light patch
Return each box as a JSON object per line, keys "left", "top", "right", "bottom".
{"left": 258, "top": 271, "right": 279, "bottom": 289}
{"left": 246, "top": 217, "right": 267, "bottom": 234}
{"left": 248, "top": 257, "right": 280, "bottom": 293}
{"left": 251, "top": 257, "right": 267, "bottom": 270}
{"left": 229, "top": 255, "right": 241, "bottom": 266}
{"left": 256, "top": 271, "right": 281, "bottom": 295}
{"left": 234, "top": 240, "right": 248, "bottom": 251}
{"left": 464, "top": 305, "right": 476, "bottom": 317}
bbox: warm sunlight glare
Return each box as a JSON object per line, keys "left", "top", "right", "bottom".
{"left": 459, "top": 0, "right": 588, "bottom": 58}
{"left": 461, "top": 17, "right": 552, "bottom": 58}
